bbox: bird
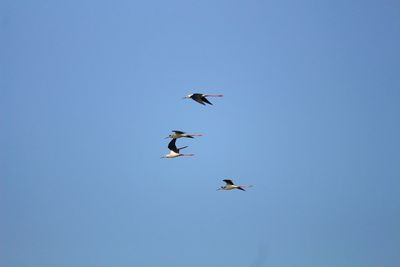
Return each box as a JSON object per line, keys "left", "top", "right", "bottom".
{"left": 217, "top": 179, "right": 248, "bottom": 191}
{"left": 161, "top": 138, "right": 194, "bottom": 158}
{"left": 183, "top": 93, "right": 223, "bottom": 105}
{"left": 165, "top": 130, "right": 203, "bottom": 139}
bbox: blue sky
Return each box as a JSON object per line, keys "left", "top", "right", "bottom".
{"left": 1, "top": 0, "right": 400, "bottom": 266}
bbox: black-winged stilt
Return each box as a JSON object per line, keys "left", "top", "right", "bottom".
{"left": 165, "top": 130, "right": 203, "bottom": 139}
{"left": 218, "top": 179, "right": 250, "bottom": 191}
{"left": 161, "top": 138, "right": 194, "bottom": 159}
{"left": 183, "top": 93, "right": 223, "bottom": 105}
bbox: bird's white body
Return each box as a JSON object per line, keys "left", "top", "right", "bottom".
{"left": 163, "top": 150, "right": 192, "bottom": 158}
{"left": 171, "top": 133, "right": 188, "bottom": 138}
{"left": 221, "top": 184, "right": 242, "bottom": 190}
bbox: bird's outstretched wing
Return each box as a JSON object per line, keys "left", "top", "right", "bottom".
{"left": 168, "top": 139, "right": 178, "bottom": 152}
{"left": 223, "top": 179, "right": 234, "bottom": 185}
{"left": 193, "top": 98, "right": 206, "bottom": 105}
{"left": 201, "top": 96, "right": 213, "bottom": 105}
{"left": 172, "top": 130, "right": 185, "bottom": 134}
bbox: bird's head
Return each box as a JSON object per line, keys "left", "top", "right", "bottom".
{"left": 182, "top": 94, "right": 193, "bottom": 99}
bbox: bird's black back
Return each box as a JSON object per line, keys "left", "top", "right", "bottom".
{"left": 191, "top": 94, "right": 206, "bottom": 105}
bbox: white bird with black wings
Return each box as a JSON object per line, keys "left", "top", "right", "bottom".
{"left": 161, "top": 138, "right": 194, "bottom": 159}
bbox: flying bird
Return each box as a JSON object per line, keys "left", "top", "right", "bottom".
{"left": 161, "top": 138, "right": 194, "bottom": 158}
{"left": 183, "top": 93, "right": 223, "bottom": 105}
{"left": 165, "top": 130, "right": 203, "bottom": 139}
{"left": 217, "top": 179, "right": 250, "bottom": 191}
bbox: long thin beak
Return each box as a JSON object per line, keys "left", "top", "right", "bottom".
{"left": 164, "top": 136, "right": 170, "bottom": 139}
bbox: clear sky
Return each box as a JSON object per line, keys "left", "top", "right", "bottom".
{"left": 1, "top": 0, "right": 400, "bottom": 266}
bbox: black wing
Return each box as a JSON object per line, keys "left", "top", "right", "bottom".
{"left": 168, "top": 138, "right": 178, "bottom": 153}
{"left": 237, "top": 186, "right": 246, "bottom": 191}
{"left": 191, "top": 94, "right": 206, "bottom": 105}
{"left": 172, "top": 130, "right": 185, "bottom": 134}
{"left": 223, "top": 179, "right": 234, "bottom": 185}
{"left": 201, "top": 96, "right": 213, "bottom": 105}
